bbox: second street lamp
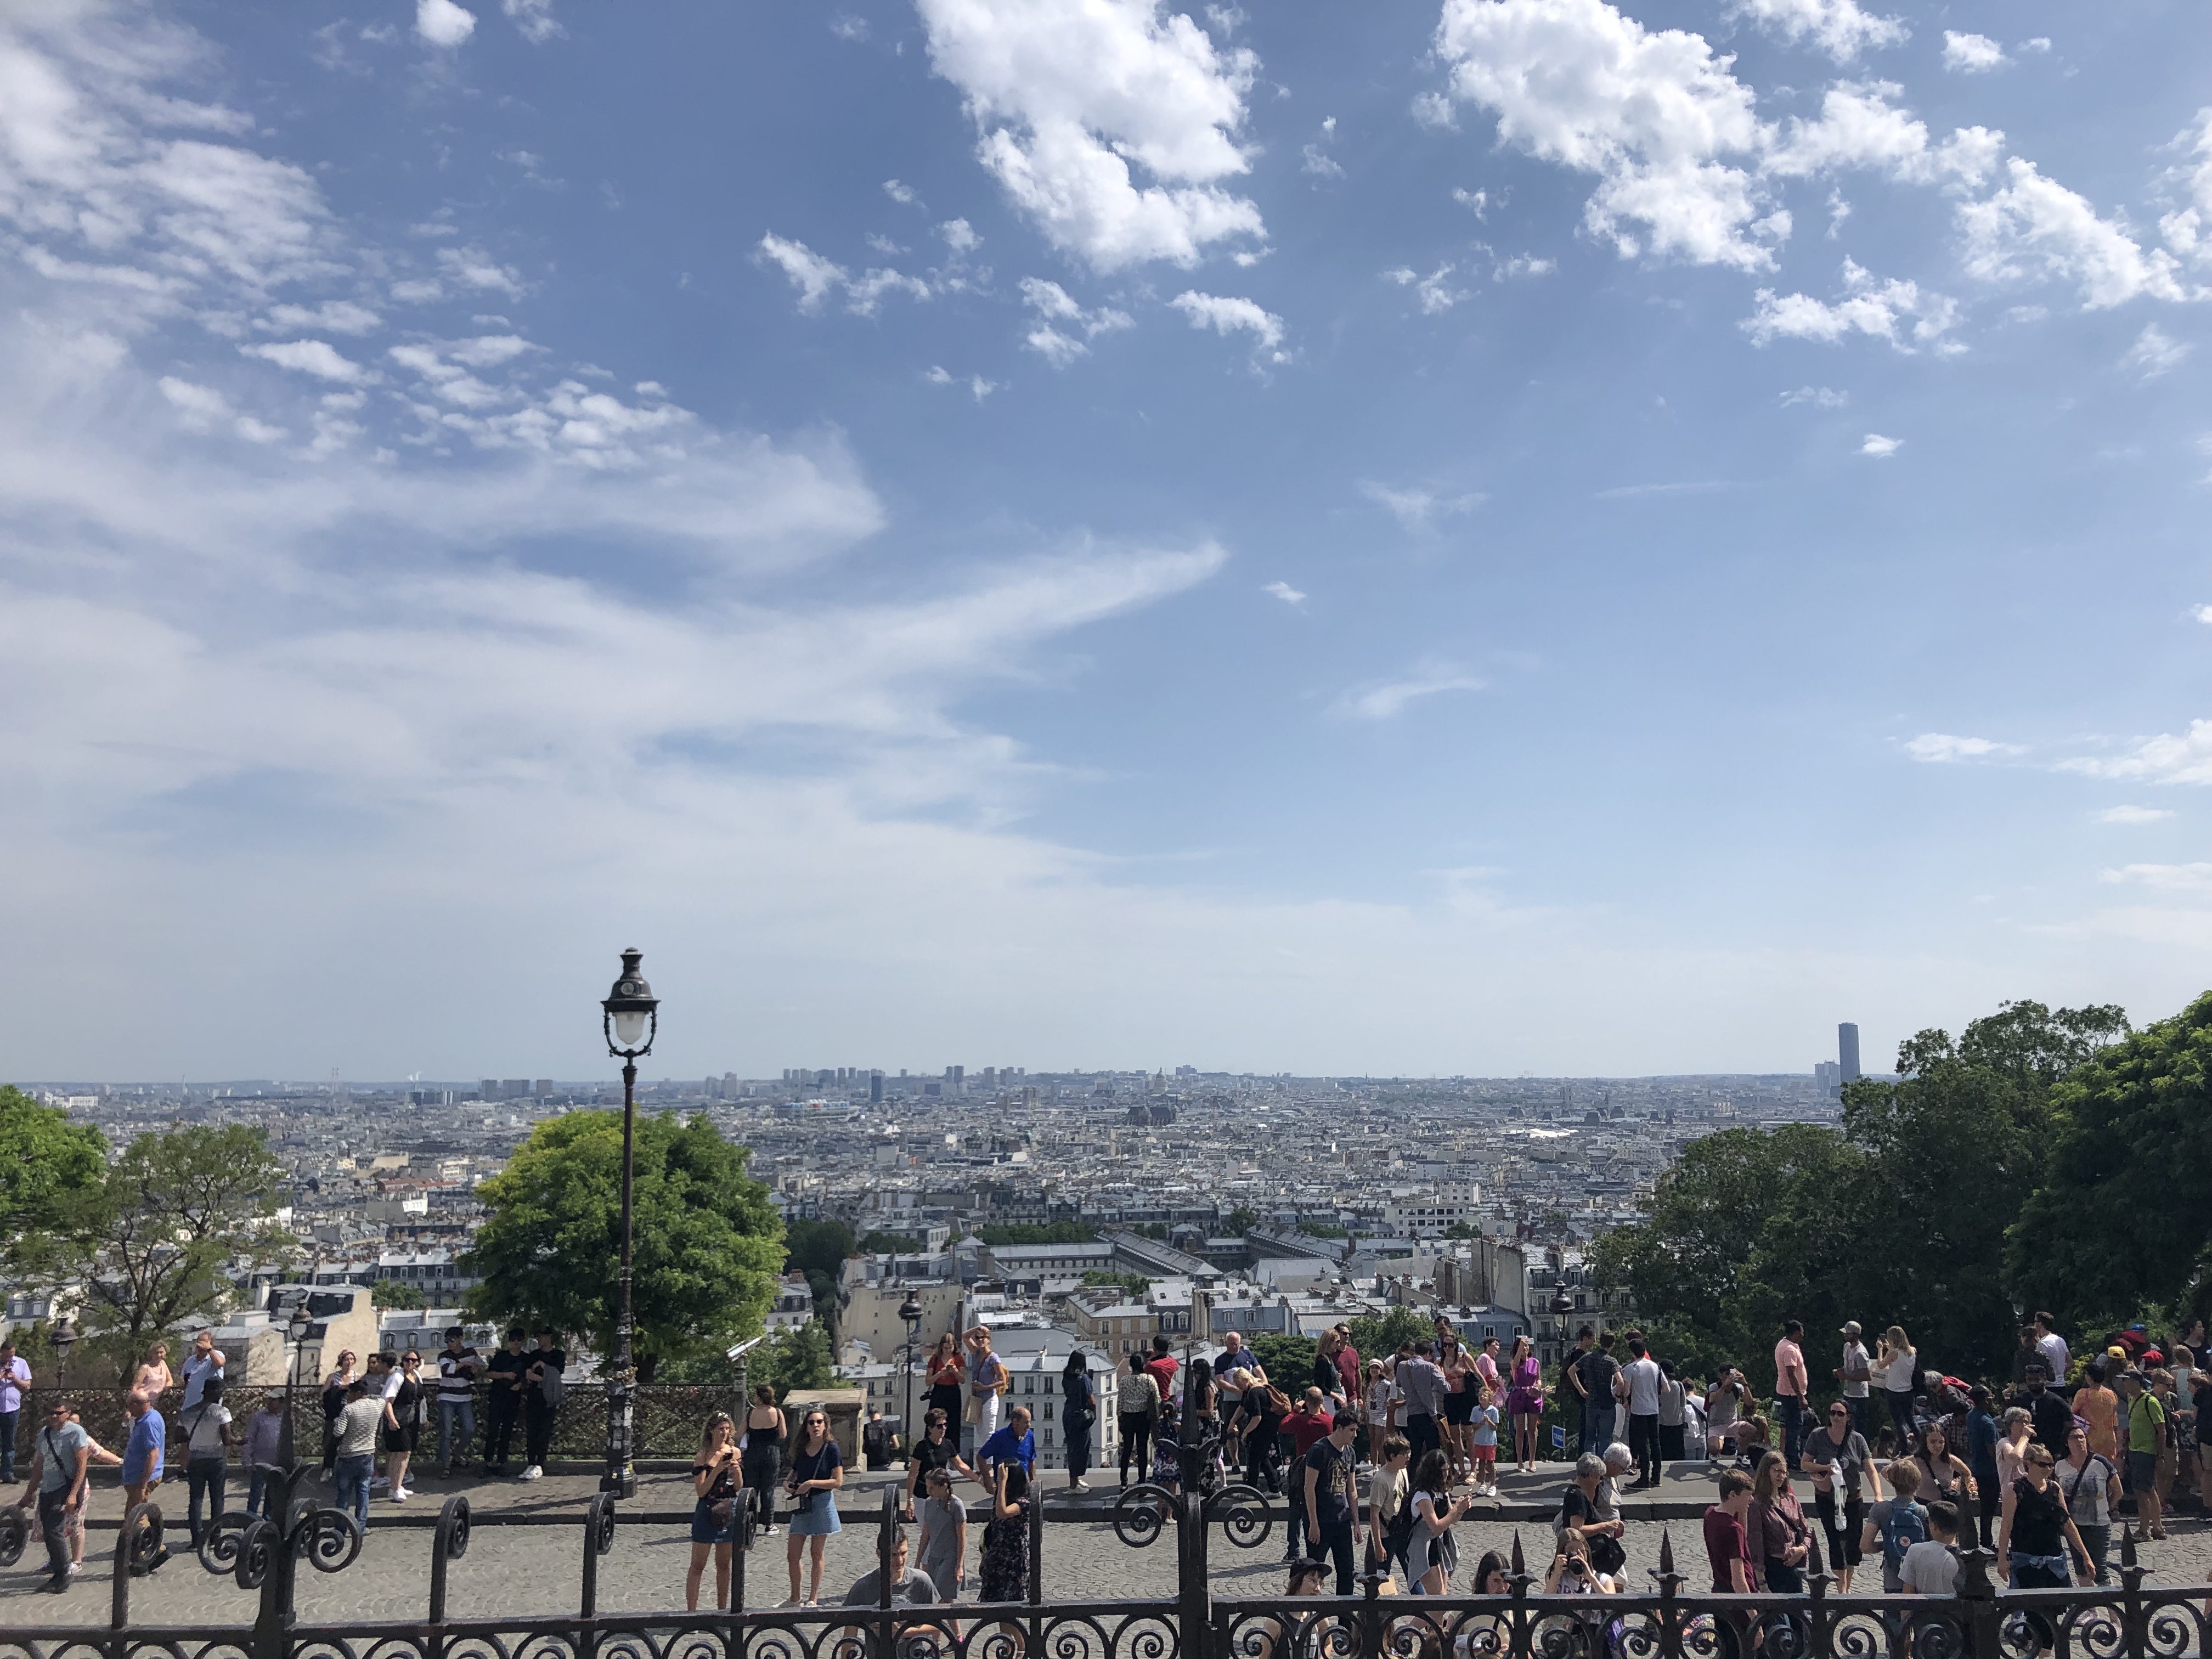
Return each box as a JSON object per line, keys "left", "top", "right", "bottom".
{"left": 600, "top": 947, "right": 659, "bottom": 1499}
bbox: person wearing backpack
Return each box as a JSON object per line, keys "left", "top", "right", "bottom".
{"left": 1859, "top": 1455, "right": 1928, "bottom": 1593}
{"left": 179, "top": 1377, "right": 235, "bottom": 1548}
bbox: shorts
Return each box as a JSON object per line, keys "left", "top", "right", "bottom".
{"left": 2128, "top": 1451, "right": 2158, "bottom": 1490}
{"left": 690, "top": 1498, "right": 734, "bottom": 1544}
{"left": 384, "top": 1422, "right": 419, "bottom": 1454}
{"left": 1443, "top": 1394, "right": 1477, "bottom": 1426}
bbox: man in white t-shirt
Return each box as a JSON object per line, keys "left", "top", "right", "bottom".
{"left": 1620, "top": 1335, "right": 1664, "bottom": 1489}
{"left": 178, "top": 1377, "right": 235, "bottom": 1547}
{"left": 1837, "top": 1322, "right": 1873, "bottom": 1442}
{"left": 179, "top": 1330, "right": 227, "bottom": 1410}
{"left": 2033, "top": 1314, "right": 2070, "bottom": 1386}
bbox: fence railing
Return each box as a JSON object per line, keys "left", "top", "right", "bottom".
{"left": 9, "top": 1384, "right": 749, "bottom": 1465}
{"left": 4, "top": 1451, "right": 2208, "bottom": 1659}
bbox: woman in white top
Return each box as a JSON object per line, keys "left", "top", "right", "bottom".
{"left": 1879, "top": 1327, "right": 1918, "bottom": 1449}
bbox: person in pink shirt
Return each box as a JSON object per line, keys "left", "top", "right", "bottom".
{"left": 1774, "top": 1320, "right": 1811, "bottom": 1470}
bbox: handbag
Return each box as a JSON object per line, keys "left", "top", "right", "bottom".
{"left": 963, "top": 1394, "right": 981, "bottom": 1426}
{"left": 1588, "top": 1532, "right": 1627, "bottom": 1577}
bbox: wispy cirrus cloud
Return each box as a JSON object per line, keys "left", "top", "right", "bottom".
{"left": 1905, "top": 732, "right": 2023, "bottom": 762}
{"left": 1334, "top": 661, "right": 1488, "bottom": 720}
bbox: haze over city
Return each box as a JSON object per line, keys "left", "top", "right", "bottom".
{"left": 3, "top": 0, "right": 2210, "bottom": 1082}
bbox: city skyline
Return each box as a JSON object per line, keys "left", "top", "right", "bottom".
{"left": 3, "top": 1, "right": 2209, "bottom": 1081}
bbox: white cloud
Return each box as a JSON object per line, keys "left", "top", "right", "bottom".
{"left": 159, "top": 376, "right": 282, "bottom": 447}
{"left": 758, "top": 234, "right": 848, "bottom": 312}
{"left": 1263, "top": 580, "right": 1306, "bottom": 603}
{"left": 2158, "top": 110, "right": 2212, "bottom": 269}
{"left": 939, "top": 218, "right": 981, "bottom": 253}
{"left": 1905, "top": 732, "right": 2020, "bottom": 761}
{"left": 926, "top": 365, "right": 1002, "bottom": 401}
{"left": 1730, "top": 0, "right": 1906, "bottom": 63}
{"left": 502, "top": 0, "right": 562, "bottom": 42}
{"left": 1780, "top": 385, "right": 1847, "bottom": 406}
{"left": 1410, "top": 91, "right": 1458, "bottom": 132}
{"left": 1301, "top": 144, "right": 1345, "bottom": 179}
{"left": 1860, "top": 432, "right": 1901, "bottom": 456}
{"left": 261, "top": 300, "right": 382, "bottom": 335}
{"left": 1959, "top": 159, "right": 2189, "bottom": 309}
{"left": 437, "top": 246, "right": 527, "bottom": 298}
{"left": 1453, "top": 187, "right": 1489, "bottom": 217}
{"left": 415, "top": 0, "right": 477, "bottom": 48}
{"left": 241, "top": 338, "right": 375, "bottom": 384}
{"left": 884, "top": 179, "right": 919, "bottom": 206}
{"left": 2094, "top": 805, "right": 2174, "bottom": 825}
{"left": 2098, "top": 862, "right": 2212, "bottom": 893}
{"left": 1743, "top": 259, "right": 1958, "bottom": 353}
{"left": 1941, "top": 31, "right": 2007, "bottom": 74}
{"left": 1493, "top": 253, "right": 1555, "bottom": 280}
{"left": 1432, "top": 0, "right": 1776, "bottom": 271}
{"left": 1384, "top": 263, "right": 1465, "bottom": 313}
{"left": 2057, "top": 721, "right": 2212, "bottom": 787}
{"left": 1335, "top": 661, "right": 1488, "bottom": 720}
{"left": 845, "top": 267, "right": 933, "bottom": 315}
{"left": 1361, "top": 482, "right": 1485, "bottom": 532}
{"left": 446, "top": 334, "right": 540, "bottom": 368}
{"left": 1018, "top": 278, "right": 1133, "bottom": 365}
{"left": 1763, "top": 81, "right": 1999, "bottom": 189}
{"left": 1169, "top": 290, "right": 1285, "bottom": 357}
{"left": 2121, "top": 323, "right": 2192, "bottom": 379}
{"left": 2193, "top": 604, "right": 2212, "bottom": 625}
{"left": 916, "top": 0, "right": 1266, "bottom": 271}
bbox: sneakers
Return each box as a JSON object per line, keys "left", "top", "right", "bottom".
{"left": 392, "top": 1487, "right": 412, "bottom": 1502}
{"left": 520, "top": 1465, "right": 543, "bottom": 1481}
{"left": 1070, "top": 1479, "right": 1091, "bottom": 1492}
{"left": 370, "top": 1477, "right": 391, "bottom": 1491}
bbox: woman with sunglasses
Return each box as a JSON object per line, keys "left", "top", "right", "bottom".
{"left": 1997, "top": 1441, "right": 2092, "bottom": 1655}
{"left": 781, "top": 1408, "right": 843, "bottom": 1607}
{"left": 1801, "top": 1396, "right": 1881, "bottom": 1592}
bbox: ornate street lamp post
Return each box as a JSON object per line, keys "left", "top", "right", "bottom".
{"left": 600, "top": 949, "right": 659, "bottom": 1499}
{"left": 49, "top": 1314, "right": 77, "bottom": 1389}
{"left": 898, "top": 1289, "right": 924, "bottom": 1451}
{"left": 278, "top": 1300, "right": 314, "bottom": 1468}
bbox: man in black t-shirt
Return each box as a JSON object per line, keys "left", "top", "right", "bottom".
{"left": 902, "top": 1408, "right": 973, "bottom": 1519}
{"left": 1301, "top": 1413, "right": 1359, "bottom": 1595}
{"left": 481, "top": 1328, "right": 527, "bottom": 1476}
{"left": 521, "top": 1330, "right": 564, "bottom": 1479}
{"left": 1578, "top": 1335, "right": 1622, "bottom": 1458}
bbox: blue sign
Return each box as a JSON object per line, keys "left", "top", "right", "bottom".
{"left": 1551, "top": 1426, "right": 1566, "bottom": 1450}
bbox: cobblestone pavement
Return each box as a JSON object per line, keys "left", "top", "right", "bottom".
{"left": 7, "top": 1470, "right": 2208, "bottom": 1626}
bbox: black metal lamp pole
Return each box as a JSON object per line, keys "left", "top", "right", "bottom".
{"left": 278, "top": 1302, "right": 313, "bottom": 1468}
{"left": 899, "top": 1291, "right": 923, "bottom": 1450}
{"left": 600, "top": 947, "right": 660, "bottom": 1499}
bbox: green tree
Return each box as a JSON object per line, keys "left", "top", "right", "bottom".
{"left": 785, "top": 1218, "right": 857, "bottom": 1277}
{"left": 2005, "top": 991, "right": 2212, "bottom": 1333}
{"left": 1442, "top": 1221, "right": 1483, "bottom": 1241}
{"left": 856, "top": 1231, "right": 918, "bottom": 1256}
{"left": 26, "top": 1125, "right": 291, "bottom": 1372}
{"left": 1249, "top": 1331, "right": 1317, "bottom": 1390}
{"left": 754, "top": 1318, "right": 834, "bottom": 1402}
{"left": 1299, "top": 1222, "right": 1349, "bottom": 1239}
{"left": 973, "top": 1222, "right": 1097, "bottom": 1246}
{"left": 466, "top": 1111, "right": 782, "bottom": 1380}
{"left": 1224, "top": 1206, "right": 1260, "bottom": 1237}
{"left": 1081, "top": 1268, "right": 1150, "bottom": 1297}
{"left": 1346, "top": 1305, "right": 1433, "bottom": 1361}
{"left": 0, "top": 1087, "right": 107, "bottom": 1245}
{"left": 372, "top": 1280, "right": 426, "bottom": 1310}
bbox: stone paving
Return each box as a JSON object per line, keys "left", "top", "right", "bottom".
{"left": 7, "top": 1466, "right": 2208, "bottom": 1627}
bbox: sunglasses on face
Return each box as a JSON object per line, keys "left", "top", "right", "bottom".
{"left": 1830, "top": 1409, "right": 1849, "bottom": 1418}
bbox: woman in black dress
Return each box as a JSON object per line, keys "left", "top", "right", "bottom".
{"left": 1060, "top": 1350, "right": 1096, "bottom": 1491}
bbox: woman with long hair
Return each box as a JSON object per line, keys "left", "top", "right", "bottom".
{"left": 978, "top": 1434, "right": 1033, "bottom": 1650}
{"left": 1751, "top": 1448, "right": 1810, "bottom": 1592}
{"left": 1439, "top": 1335, "right": 1475, "bottom": 1484}
{"left": 1507, "top": 1336, "right": 1544, "bottom": 1475}
{"left": 926, "top": 1334, "right": 965, "bottom": 1427}
{"left": 781, "top": 1407, "right": 843, "bottom": 1607}
{"left": 687, "top": 1411, "right": 739, "bottom": 1610}
{"left": 320, "top": 1349, "right": 357, "bottom": 1479}
{"left": 1914, "top": 1421, "right": 1974, "bottom": 1504}
{"left": 134, "top": 1341, "right": 173, "bottom": 1401}
{"left": 741, "top": 1383, "right": 786, "bottom": 1536}
{"left": 1061, "top": 1350, "right": 1097, "bottom": 1492}
{"left": 1406, "top": 1448, "right": 1472, "bottom": 1593}
{"left": 2055, "top": 1423, "right": 2120, "bottom": 1587}
{"left": 1879, "top": 1326, "right": 1919, "bottom": 1449}
{"left": 383, "top": 1350, "right": 424, "bottom": 1503}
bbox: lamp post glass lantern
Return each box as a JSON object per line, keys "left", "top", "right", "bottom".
{"left": 280, "top": 1301, "right": 313, "bottom": 1467}
{"left": 898, "top": 1290, "right": 923, "bottom": 1449}
{"left": 49, "top": 1315, "right": 77, "bottom": 1387}
{"left": 600, "top": 947, "right": 659, "bottom": 1498}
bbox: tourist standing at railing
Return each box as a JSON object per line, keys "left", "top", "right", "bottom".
{"left": 916, "top": 1465, "right": 968, "bottom": 1601}
{"left": 1215, "top": 1331, "right": 1261, "bottom": 1465}
{"left": 2056, "top": 1423, "right": 2119, "bottom": 1585}
{"left": 686, "top": 1411, "right": 739, "bottom": 1612}
{"left": 925, "top": 1333, "right": 965, "bottom": 1428}
{"left": 1507, "top": 1335, "right": 1543, "bottom": 1474}
{"left": 1999, "top": 1440, "right": 2093, "bottom": 1654}
{"left": 743, "top": 1383, "right": 788, "bottom": 1534}
{"left": 1301, "top": 1407, "right": 1359, "bottom": 1595}
{"left": 242, "top": 1396, "right": 284, "bottom": 1519}
{"left": 1749, "top": 1449, "right": 1809, "bottom": 1593}
{"left": 133, "top": 1341, "right": 173, "bottom": 1405}
{"left": 842, "top": 1525, "right": 940, "bottom": 1607}
{"left": 384, "top": 1350, "right": 423, "bottom": 1501}
{"left": 1836, "top": 1322, "right": 1872, "bottom": 1443}
{"left": 435, "top": 1327, "right": 481, "bottom": 1478}
{"left": 178, "top": 1375, "right": 234, "bottom": 1546}
{"left": 331, "top": 1379, "right": 381, "bottom": 1531}
{"left": 2032, "top": 1313, "right": 2070, "bottom": 1386}
{"left": 521, "top": 1329, "right": 563, "bottom": 1481}
{"left": 1061, "top": 1348, "right": 1096, "bottom": 1492}
{"left": 1877, "top": 1327, "right": 1918, "bottom": 1451}
{"left": 22, "top": 1397, "right": 89, "bottom": 1594}
{"left": 180, "top": 1330, "right": 227, "bottom": 1413}
{"left": 1802, "top": 1395, "right": 1880, "bottom": 1592}
{"left": 320, "top": 1350, "right": 355, "bottom": 1480}
{"left": 481, "top": 1328, "right": 527, "bottom": 1477}
{"left": 1620, "top": 1334, "right": 1663, "bottom": 1489}
{"left": 1116, "top": 1352, "right": 1160, "bottom": 1488}
{"left": 0, "top": 1338, "right": 28, "bottom": 1484}
{"left": 783, "top": 1407, "right": 844, "bottom": 1606}
{"left": 966, "top": 1326, "right": 1008, "bottom": 1457}
{"left": 1407, "top": 1448, "right": 1470, "bottom": 1593}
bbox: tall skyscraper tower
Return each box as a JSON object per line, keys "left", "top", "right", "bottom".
{"left": 1838, "top": 1023, "right": 1861, "bottom": 1085}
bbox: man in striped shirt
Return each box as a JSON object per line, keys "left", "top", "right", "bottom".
{"left": 435, "top": 1327, "right": 482, "bottom": 1477}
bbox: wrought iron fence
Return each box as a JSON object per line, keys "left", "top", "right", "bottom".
{"left": 4, "top": 1452, "right": 2207, "bottom": 1659}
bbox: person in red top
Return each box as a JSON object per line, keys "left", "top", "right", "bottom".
{"left": 1774, "top": 1319, "right": 1811, "bottom": 1471}
{"left": 1144, "top": 1336, "right": 1180, "bottom": 1401}
{"left": 1705, "top": 1469, "right": 1756, "bottom": 1594}
{"left": 1332, "top": 1325, "right": 1361, "bottom": 1398}
{"left": 1282, "top": 1389, "right": 1336, "bottom": 1565}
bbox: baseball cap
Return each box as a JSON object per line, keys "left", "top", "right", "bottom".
{"left": 1841, "top": 1321, "right": 1863, "bottom": 1336}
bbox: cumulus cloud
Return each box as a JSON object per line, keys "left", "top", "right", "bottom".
{"left": 1263, "top": 580, "right": 1306, "bottom": 603}
{"left": 2158, "top": 110, "right": 2212, "bottom": 269}
{"left": 1941, "top": 32, "right": 2006, "bottom": 73}
{"left": 436, "top": 246, "right": 527, "bottom": 297}
{"left": 1169, "top": 290, "right": 1286, "bottom": 357}
{"left": 757, "top": 234, "right": 932, "bottom": 317}
{"left": 1959, "top": 159, "right": 2190, "bottom": 309}
{"left": 503, "top": 0, "right": 562, "bottom": 42}
{"left": 1431, "top": 0, "right": 1776, "bottom": 270}
{"left": 1743, "top": 259, "right": 1958, "bottom": 353}
{"left": 415, "top": 0, "right": 477, "bottom": 48}
{"left": 1905, "top": 732, "right": 2019, "bottom": 761}
{"left": 2057, "top": 722, "right": 2212, "bottom": 787}
{"left": 1383, "top": 263, "right": 1465, "bottom": 313}
{"left": 1780, "top": 385, "right": 1847, "bottom": 406}
{"left": 1018, "top": 277, "right": 1134, "bottom": 365}
{"left": 1730, "top": 0, "right": 1905, "bottom": 63}
{"left": 261, "top": 300, "right": 382, "bottom": 335}
{"left": 916, "top": 0, "right": 1266, "bottom": 270}
{"left": 2121, "top": 323, "right": 2192, "bottom": 379}
{"left": 2094, "top": 805, "right": 2174, "bottom": 825}
{"left": 2193, "top": 603, "right": 2212, "bottom": 625}
{"left": 1334, "top": 661, "right": 1488, "bottom": 720}
{"left": 1860, "top": 432, "right": 1901, "bottom": 456}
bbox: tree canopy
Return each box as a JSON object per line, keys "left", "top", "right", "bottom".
{"left": 973, "top": 1221, "right": 1097, "bottom": 1246}
{"left": 0, "top": 1086, "right": 107, "bottom": 1243}
{"left": 466, "top": 1110, "right": 782, "bottom": 1378}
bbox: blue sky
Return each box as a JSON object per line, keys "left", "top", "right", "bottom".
{"left": 3, "top": 0, "right": 2209, "bottom": 1082}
